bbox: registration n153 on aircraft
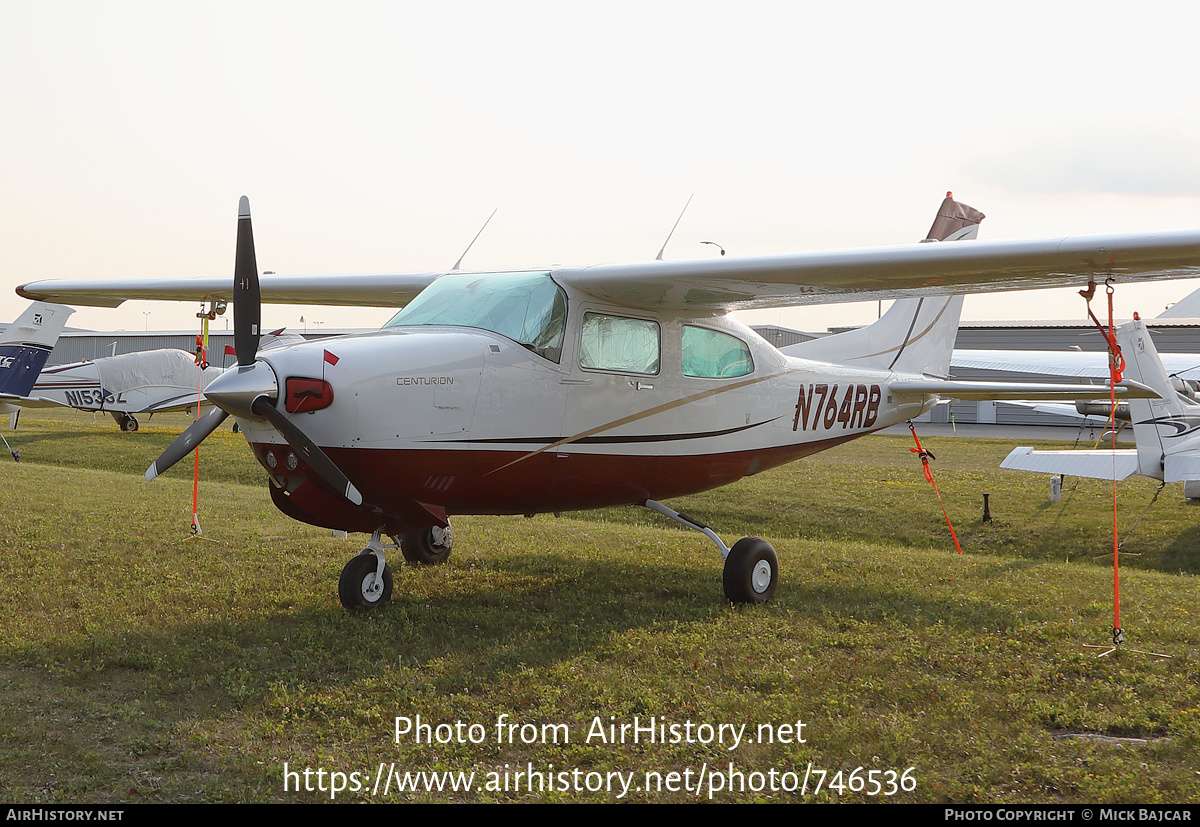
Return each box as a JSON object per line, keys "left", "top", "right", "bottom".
{"left": 18, "top": 195, "right": 1200, "bottom": 609}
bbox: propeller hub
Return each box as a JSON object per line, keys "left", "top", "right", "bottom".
{"left": 203, "top": 360, "right": 279, "bottom": 420}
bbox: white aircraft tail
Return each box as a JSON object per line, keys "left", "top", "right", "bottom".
{"left": 1001, "top": 318, "right": 1200, "bottom": 482}
{"left": 782, "top": 294, "right": 964, "bottom": 377}
{"left": 1118, "top": 317, "right": 1200, "bottom": 481}
{"left": 781, "top": 194, "right": 979, "bottom": 376}
{"left": 0, "top": 302, "right": 74, "bottom": 398}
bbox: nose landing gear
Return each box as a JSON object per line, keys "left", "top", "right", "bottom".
{"left": 338, "top": 529, "right": 398, "bottom": 611}
{"left": 337, "top": 522, "right": 455, "bottom": 611}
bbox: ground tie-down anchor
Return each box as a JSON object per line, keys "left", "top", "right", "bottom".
{"left": 1083, "top": 626, "right": 1169, "bottom": 660}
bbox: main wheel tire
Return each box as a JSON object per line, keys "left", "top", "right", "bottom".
{"left": 722, "top": 537, "right": 778, "bottom": 604}
{"left": 121, "top": 415, "right": 139, "bottom": 432}
{"left": 400, "top": 524, "right": 453, "bottom": 565}
{"left": 338, "top": 553, "right": 394, "bottom": 611}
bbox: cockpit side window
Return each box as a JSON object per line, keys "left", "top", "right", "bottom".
{"left": 579, "top": 312, "right": 660, "bottom": 375}
{"left": 384, "top": 271, "right": 567, "bottom": 362}
{"left": 681, "top": 325, "right": 754, "bottom": 378}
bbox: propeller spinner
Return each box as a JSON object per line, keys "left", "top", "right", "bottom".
{"left": 146, "top": 197, "right": 363, "bottom": 506}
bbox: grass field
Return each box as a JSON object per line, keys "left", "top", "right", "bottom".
{"left": 1, "top": 409, "right": 1198, "bottom": 803}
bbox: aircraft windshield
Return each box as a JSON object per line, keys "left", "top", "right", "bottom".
{"left": 383, "top": 271, "right": 567, "bottom": 363}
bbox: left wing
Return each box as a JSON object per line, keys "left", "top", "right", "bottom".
{"left": 17, "top": 228, "right": 1200, "bottom": 311}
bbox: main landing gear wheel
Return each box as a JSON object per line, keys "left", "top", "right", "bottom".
{"left": 722, "top": 537, "right": 778, "bottom": 604}
{"left": 338, "top": 553, "right": 394, "bottom": 611}
{"left": 118, "top": 414, "right": 139, "bottom": 432}
{"left": 400, "top": 524, "right": 453, "bottom": 565}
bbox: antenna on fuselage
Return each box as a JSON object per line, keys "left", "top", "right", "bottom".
{"left": 655, "top": 193, "right": 694, "bottom": 261}
{"left": 452, "top": 209, "right": 498, "bottom": 271}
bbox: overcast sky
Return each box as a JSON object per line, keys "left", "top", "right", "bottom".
{"left": 4, "top": 1, "right": 1200, "bottom": 335}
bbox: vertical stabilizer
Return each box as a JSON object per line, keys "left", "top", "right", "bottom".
{"left": 782, "top": 294, "right": 964, "bottom": 376}
{"left": 781, "top": 193, "right": 979, "bottom": 376}
{"left": 0, "top": 302, "right": 74, "bottom": 397}
{"left": 1117, "top": 318, "right": 1200, "bottom": 481}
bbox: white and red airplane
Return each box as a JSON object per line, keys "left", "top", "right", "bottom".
{"left": 18, "top": 195, "right": 1200, "bottom": 609}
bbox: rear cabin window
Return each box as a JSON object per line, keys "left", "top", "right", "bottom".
{"left": 579, "top": 312, "right": 660, "bottom": 375}
{"left": 681, "top": 325, "right": 754, "bottom": 378}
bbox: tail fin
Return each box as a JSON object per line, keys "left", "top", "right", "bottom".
{"left": 781, "top": 193, "right": 981, "bottom": 375}
{"left": 1117, "top": 317, "right": 1200, "bottom": 481}
{"left": 0, "top": 302, "right": 74, "bottom": 397}
{"left": 782, "top": 294, "right": 964, "bottom": 376}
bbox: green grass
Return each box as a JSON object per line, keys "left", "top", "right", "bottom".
{"left": 0, "top": 410, "right": 1198, "bottom": 803}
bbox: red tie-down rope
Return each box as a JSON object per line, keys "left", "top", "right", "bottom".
{"left": 908, "top": 422, "right": 963, "bottom": 554}
{"left": 1080, "top": 280, "right": 1124, "bottom": 646}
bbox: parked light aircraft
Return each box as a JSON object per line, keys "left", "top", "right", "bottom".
{"left": 993, "top": 317, "right": 1200, "bottom": 487}
{"left": 18, "top": 195, "right": 1200, "bottom": 609}
{"left": 26, "top": 346, "right": 224, "bottom": 431}
{"left": 1, "top": 301, "right": 303, "bottom": 431}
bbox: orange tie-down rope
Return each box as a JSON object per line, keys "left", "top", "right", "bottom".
{"left": 908, "top": 422, "right": 962, "bottom": 555}
{"left": 1080, "top": 279, "right": 1124, "bottom": 646}
{"left": 189, "top": 305, "right": 216, "bottom": 538}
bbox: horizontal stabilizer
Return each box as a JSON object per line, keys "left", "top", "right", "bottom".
{"left": 1163, "top": 451, "right": 1200, "bottom": 483}
{"left": 890, "top": 379, "right": 1159, "bottom": 401}
{"left": 1001, "top": 446, "right": 1140, "bottom": 481}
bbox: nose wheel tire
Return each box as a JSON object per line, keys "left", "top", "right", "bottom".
{"left": 400, "top": 524, "right": 453, "bottom": 565}
{"left": 338, "top": 553, "right": 394, "bottom": 611}
{"left": 722, "top": 537, "right": 778, "bottom": 604}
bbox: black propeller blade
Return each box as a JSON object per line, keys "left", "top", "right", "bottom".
{"left": 145, "top": 407, "right": 229, "bottom": 481}
{"left": 251, "top": 396, "right": 363, "bottom": 505}
{"left": 145, "top": 195, "right": 364, "bottom": 507}
{"left": 233, "top": 195, "right": 261, "bottom": 368}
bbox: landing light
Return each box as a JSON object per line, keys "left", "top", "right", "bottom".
{"left": 286, "top": 377, "right": 334, "bottom": 413}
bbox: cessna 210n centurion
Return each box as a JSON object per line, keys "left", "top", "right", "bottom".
{"left": 18, "top": 195, "right": 1200, "bottom": 609}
